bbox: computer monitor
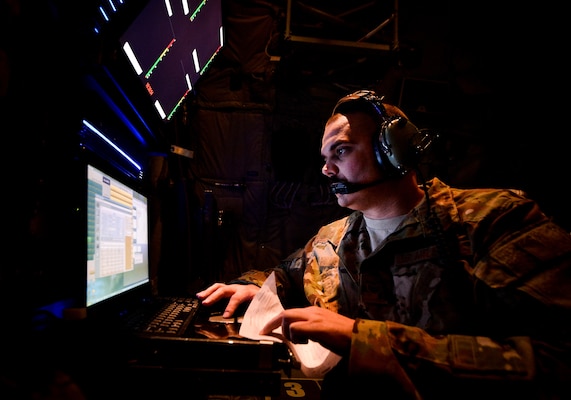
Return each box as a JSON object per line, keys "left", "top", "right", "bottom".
{"left": 86, "top": 164, "right": 150, "bottom": 308}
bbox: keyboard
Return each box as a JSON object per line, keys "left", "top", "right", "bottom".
{"left": 127, "top": 297, "right": 201, "bottom": 336}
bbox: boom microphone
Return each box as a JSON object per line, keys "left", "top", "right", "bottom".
{"left": 330, "top": 179, "right": 386, "bottom": 194}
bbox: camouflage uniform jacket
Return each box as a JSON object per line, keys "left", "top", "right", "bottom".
{"left": 234, "top": 177, "right": 571, "bottom": 399}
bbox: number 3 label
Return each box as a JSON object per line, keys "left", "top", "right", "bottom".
{"left": 284, "top": 381, "right": 306, "bottom": 397}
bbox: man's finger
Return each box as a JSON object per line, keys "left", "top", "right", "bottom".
{"left": 259, "top": 312, "right": 284, "bottom": 335}
{"left": 289, "top": 322, "right": 309, "bottom": 344}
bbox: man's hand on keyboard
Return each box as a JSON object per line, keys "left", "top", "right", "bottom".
{"left": 196, "top": 283, "right": 259, "bottom": 318}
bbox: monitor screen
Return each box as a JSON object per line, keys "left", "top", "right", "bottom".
{"left": 86, "top": 164, "right": 150, "bottom": 307}
{"left": 119, "top": 0, "right": 224, "bottom": 121}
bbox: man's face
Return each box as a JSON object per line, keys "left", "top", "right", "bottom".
{"left": 321, "top": 112, "right": 384, "bottom": 210}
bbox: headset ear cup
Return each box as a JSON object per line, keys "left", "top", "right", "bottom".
{"left": 378, "top": 117, "right": 424, "bottom": 175}
{"left": 373, "top": 125, "right": 393, "bottom": 175}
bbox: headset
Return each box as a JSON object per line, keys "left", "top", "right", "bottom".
{"left": 331, "top": 89, "right": 437, "bottom": 178}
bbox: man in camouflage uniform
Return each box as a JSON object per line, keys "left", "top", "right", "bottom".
{"left": 197, "top": 90, "right": 571, "bottom": 399}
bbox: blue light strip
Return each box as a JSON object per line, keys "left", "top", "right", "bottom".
{"left": 82, "top": 119, "right": 142, "bottom": 172}
{"left": 99, "top": 6, "right": 109, "bottom": 22}
{"left": 92, "top": 0, "right": 125, "bottom": 36}
{"left": 102, "top": 66, "right": 157, "bottom": 145}
{"left": 84, "top": 72, "right": 151, "bottom": 148}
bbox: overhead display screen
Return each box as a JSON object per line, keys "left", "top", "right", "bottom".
{"left": 120, "top": 0, "right": 224, "bottom": 121}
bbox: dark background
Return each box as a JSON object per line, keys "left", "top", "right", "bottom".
{"left": 0, "top": 1, "right": 567, "bottom": 398}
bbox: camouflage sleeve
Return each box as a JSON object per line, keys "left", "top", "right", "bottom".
{"left": 228, "top": 248, "right": 310, "bottom": 308}
{"left": 349, "top": 319, "right": 534, "bottom": 392}
{"left": 227, "top": 269, "right": 272, "bottom": 287}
